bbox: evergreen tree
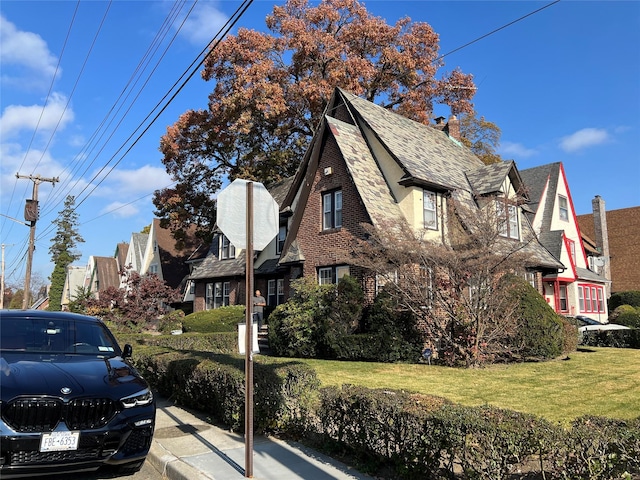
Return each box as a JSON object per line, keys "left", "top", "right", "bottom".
{"left": 48, "top": 196, "right": 84, "bottom": 311}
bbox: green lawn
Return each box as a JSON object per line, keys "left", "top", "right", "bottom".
{"left": 283, "top": 347, "right": 640, "bottom": 424}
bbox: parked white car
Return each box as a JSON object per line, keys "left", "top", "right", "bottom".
{"left": 575, "top": 315, "right": 630, "bottom": 333}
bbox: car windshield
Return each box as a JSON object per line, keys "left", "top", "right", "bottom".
{"left": 576, "top": 316, "right": 600, "bottom": 326}
{"left": 0, "top": 316, "right": 119, "bottom": 356}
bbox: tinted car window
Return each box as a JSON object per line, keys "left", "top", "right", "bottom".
{"left": 0, "top": 316, "right": 118, "bottom": 355}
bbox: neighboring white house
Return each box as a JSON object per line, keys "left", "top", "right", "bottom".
{"left": 521, "top": 162, "right": 609, "bottom": 320}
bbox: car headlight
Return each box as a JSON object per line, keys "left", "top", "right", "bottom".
{"left": 120, "top": 388, "right": 154, "bottom": 408}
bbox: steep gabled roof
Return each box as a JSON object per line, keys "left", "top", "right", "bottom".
{"left": 520, "top": 162, "right": 560, "bottom": 229}
{"left": 465, "top": 160, "right": 526, "bottom": 198}
{"left": 94, "top": 256, "right": 120, "bottom": 290}
{"left": 326, "top": 116, "right": 402, "bottom": 226}
{"left": 339, "top": 89, "right": 482, "bottom": 191}
{"left": 153, "top": 219, "right": 202, "bottom": 289}
{"left": 129, "top": 233, "right": 149, "bottom": 269}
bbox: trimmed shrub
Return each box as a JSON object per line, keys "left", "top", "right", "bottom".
{"left": 129, "top": 344, "right": 320, "bottom": 433}
{"left": 611, "top": 305, "right": 640, "bottom": 329}
{"left": 580, "top": 328, "right": 640, "bottom": 349}
{"left": 510, "top": 276, "right": 569, "bottom": 359}
{"left": 609, "top": 291, "right": 640, "bottom": 310}
{"left": 554, "top": 416, "right": 640, "bottom": 479}
{"left": 158, "top": 309, "right": 185, "bottom": 333}
{"left": 182, "top": 306, "right": 244, "bottom": 333}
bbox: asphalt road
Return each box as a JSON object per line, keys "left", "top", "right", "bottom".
{"left": 37, "top": 460, "right": 164, "bottom": 480}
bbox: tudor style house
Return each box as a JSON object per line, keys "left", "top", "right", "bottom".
{"left": 190, "top": 88, "right": 563, "bottom": 313}
{"left": 520, "top": 163, "right": 609, "bottom": 320}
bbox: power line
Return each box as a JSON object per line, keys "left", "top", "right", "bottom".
{"left": 43, "top": 0, "right": 192, "bottom": 215}
{"left": 33, "top": 1, "right": 255, "bottom": 247}
{"left": 73, "top": 0, "right": 256, "bottom": 210}
{"left": 436, "top": 0, "right": 561, "bottom": 62}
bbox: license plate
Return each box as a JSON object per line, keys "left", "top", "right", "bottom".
{"left": 40, "top": 431, "right": 80, "bottom": 452}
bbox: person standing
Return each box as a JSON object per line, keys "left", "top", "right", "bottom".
{"left": 252, "top": 290, "right": 266, "bottom": 329}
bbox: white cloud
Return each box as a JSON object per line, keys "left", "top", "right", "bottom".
{"left": 102, "top": 165, "right": 172, "bottom": 196}
{"left": 0, "top": 92, "right": 74, "bottom": 138}
{"left": 180, "top": 3, "right": 229, "bottom": 46}
{"left": 100, "top": 201, "right": 140, "bottom": 219}
{"left": 499, "top": 142, "right": 537, "bottom": 159}
{"left": 559, "top": 128, "right": 609, "bottom": 153}
{"left": 0, "top": 14, "right": 59, "bottom": 87}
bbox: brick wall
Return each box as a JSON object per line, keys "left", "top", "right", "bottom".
{"left": 577, "top": 206, "right": 640, "bottom": 293}
{"left": 296, "top": 132, "right": 372, "bottom": 296}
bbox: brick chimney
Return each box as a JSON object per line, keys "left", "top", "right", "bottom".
{"left": 445, "top": 115, "right": 460, "bottom": 140}
{"left": 592, "top": 195, "right": 611, "bottom": 295}
{"left": 433, "top": 116, "right": 446, "bottom": 132}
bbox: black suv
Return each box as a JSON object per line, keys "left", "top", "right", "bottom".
{"left": 0, "top": 310, "right": 155, "bottom": 478}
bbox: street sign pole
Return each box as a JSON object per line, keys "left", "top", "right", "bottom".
{"left": 216, "top": 178, "right": 278, "bottom": 478}
{"left": 244, "top": 182, "right": 254, "bottom": 478}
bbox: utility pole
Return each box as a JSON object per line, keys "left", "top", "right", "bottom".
{"left": 16, "top": 173, "right": 59, "bottom": 309}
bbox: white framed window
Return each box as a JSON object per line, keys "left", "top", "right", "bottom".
{"left": 207, "top": 281, "right": 230, "bottom": 309}
{"left": 220, "top": 235, "right": 235, "bottom": 259}
{"left": 267, "top": 278, "right": 285, "bottom": 306}
{"left": 318, "top": 265, "right": 350, "bottom": 285}
{"left": 497, "top": 199, "right": 519, "bottom": 239}
{"left": 559, "top": 195, "right": 569, "bottom": 222}
{"left": 423, "top": 190, "right": 438, "bottom": 230}
{"left": 322, "top": 190, "right": 342, "bottom": 230}
{"left": 559, "top": 285, "right": 568, "bottom": 311}
{"left": 318, "top": 267, "right": 333, "bottom": 285}
{"left": 205, "top": 283, "right": 214, "bottom": 310}
{"left": 148, "top": 264, "right": 158, "bottom": 274}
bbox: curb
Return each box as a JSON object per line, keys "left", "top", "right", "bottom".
{"left": 148, "top": 441, "right": 214, "bottom": 480}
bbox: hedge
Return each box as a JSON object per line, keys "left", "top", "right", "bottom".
{"left": 313, "top": 385, "right": 640, "bottom": 480}
{"left": 580, "top": 329, "right": 640, "bottom": 349}
{"left": 131, "top": 345, "right": 319, "bottom": 434}
{"left": 124, "top": 343, "right": 640, "bottom": 479}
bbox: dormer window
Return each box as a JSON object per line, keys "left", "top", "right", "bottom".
{"left": 496, "top": 198, "right": 519, "bottom": 240}
{"left": 558, "top": 195, "right": 569, "bottom": 222}
{"left": 423, "top": 190, "right": 438, "bottom": 230}
{"left": 220, "top": 235, "right": 235, "bottom": 259}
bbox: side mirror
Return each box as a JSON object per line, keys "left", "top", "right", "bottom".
{"left": 122, "top": 343, "right": 133, "bottom": 358}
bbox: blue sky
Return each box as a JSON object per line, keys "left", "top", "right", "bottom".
{"left": 1, "top": 0, "right": 639, "bottom": 291}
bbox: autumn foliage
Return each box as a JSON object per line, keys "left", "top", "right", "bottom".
{"left": 84, "top": 270, "right": 179, "bottom": 329}
{"left": 154, "top": 0, "right": 476, "bottom": 241}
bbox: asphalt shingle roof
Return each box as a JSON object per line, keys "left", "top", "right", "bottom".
{"left": 338, "top": 89, "right": 482, "bottom": 192}
{"left": 326, "top": 116, "right": 403, "bottom": 227}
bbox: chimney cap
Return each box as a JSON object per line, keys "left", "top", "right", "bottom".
{"left": 434, "top": 116, "right": 446, "bottom": 125}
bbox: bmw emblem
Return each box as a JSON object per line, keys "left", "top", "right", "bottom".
{"left": 61, "top": 387, "right": 72, "bottom": 395}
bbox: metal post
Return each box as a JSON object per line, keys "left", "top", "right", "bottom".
{"left": 244, "top": 182, "right": 254, "bottom": 478}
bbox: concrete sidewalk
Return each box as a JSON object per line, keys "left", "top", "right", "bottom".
{"left": 147, "top": 397, "right": 374, "bottom": 480}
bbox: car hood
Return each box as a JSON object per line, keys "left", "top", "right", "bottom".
{"left": 0, "top": 353, "right": 147, "bottom": 401}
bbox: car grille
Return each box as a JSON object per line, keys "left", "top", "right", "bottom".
{"left": 2, "top": 397, "right": 117, "bottom": 432}
{"left": 9, "top": 448, "right": 103, "bottom": 465}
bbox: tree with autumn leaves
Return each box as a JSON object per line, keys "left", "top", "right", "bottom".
{"left": 154, "top": 0, "right": 486, "bottom": 242}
